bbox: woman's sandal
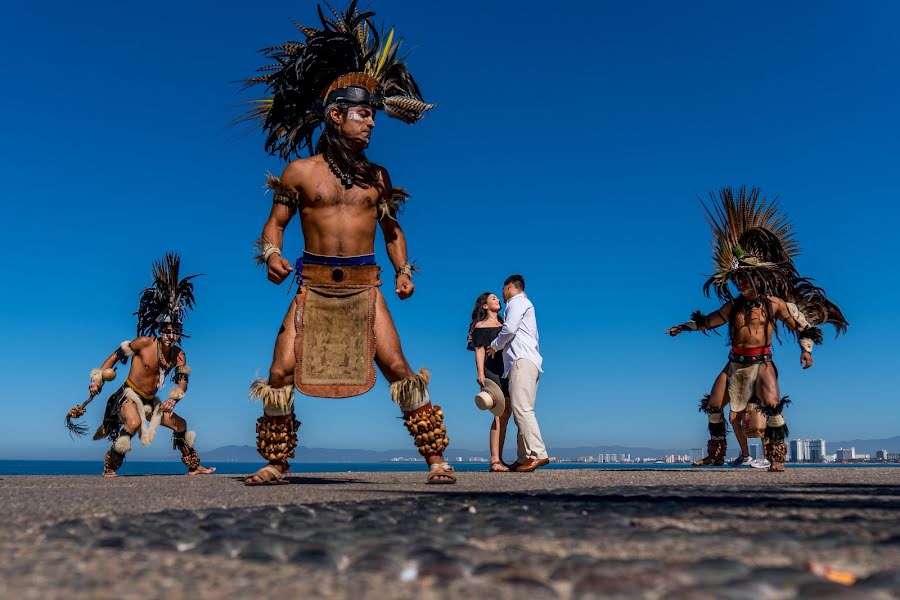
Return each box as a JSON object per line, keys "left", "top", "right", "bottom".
{"left": 489, "top": 461, "right": 510, "bottom": 472}
{"left": 243, "top": 464, "right": 290, "bottom": 486}
{"left": 426, "top": 462, "right": 457, "bottom": 485}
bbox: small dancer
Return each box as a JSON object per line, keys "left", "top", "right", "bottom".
{"left": 666, "top": 187, "right": 846, "bottom": 472}
{"left": 67, "top": 253, "right": 215, "bottom": 477}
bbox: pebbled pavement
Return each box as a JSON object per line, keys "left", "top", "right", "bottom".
{"left": 2, "top": 468, "right": 900, "bottom": 599}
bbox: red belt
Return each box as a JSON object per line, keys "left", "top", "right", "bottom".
{"left": 731, "top": 346, "right": 771, "bottom": 356}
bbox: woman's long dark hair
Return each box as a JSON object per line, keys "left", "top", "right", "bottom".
{"left": 316, "top": 104, "right": 382, "bottom": 190}
{"left": 467, "top": 291, "right": 503, "bottom": 349}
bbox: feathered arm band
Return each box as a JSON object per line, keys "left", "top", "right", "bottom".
{"left": 253, "top": 237, "right": 281, "bottom": 266}
{"left": 116, "top": 341, "right": 135, "bottom": 364}
{"left": 679, "top": 310, "right": 709, "bottom": 332}
{"left": 786, "top": 301, "right": 820, "bottom": 353}
{"left": 378, "top": 187, "right": 410, "bottom": 222}
{"left": 798, "top": 326, "right": 823, "bottom": 353}
{"left": 266, "top": 173, "right": 302, "bottom": 207}
{"left": 395, "top": 262, "right": 420, "bottom": 280}
{"left": 172, "top": 365, "right": 191, "bottom": 384}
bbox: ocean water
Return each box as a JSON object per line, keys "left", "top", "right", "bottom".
{"left": 0, "top": 460, "right": 896, "bottom": 476}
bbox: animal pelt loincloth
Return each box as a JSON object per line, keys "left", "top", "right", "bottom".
{"left": 293, "top": 263, "right": 381, "bottom": 398}
{"left": 726, "top": 349, "right": 777, "bottom": 412}
{"left": 92, "top": 380, "right": 163, "bottom": 446}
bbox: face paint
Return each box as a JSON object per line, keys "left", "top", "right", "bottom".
{"left": 346, "top": 109, "right": 373, "bottom": 123}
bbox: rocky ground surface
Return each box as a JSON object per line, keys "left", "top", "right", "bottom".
{"left": 1, "top": 468, "right": 899, "bottom": 599}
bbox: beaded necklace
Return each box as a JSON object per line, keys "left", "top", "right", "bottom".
{"left": 157, "top": 339, "right": 175, "bottom": 388}
{"left": 324, "top": 153, "right": 354, "bottom": 189}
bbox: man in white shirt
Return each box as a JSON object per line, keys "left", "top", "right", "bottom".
{"left": 487, "top": 274, "right": 548, "bottom": 472}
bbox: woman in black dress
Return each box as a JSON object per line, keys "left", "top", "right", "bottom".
{"left": 467, "top": 292, "right": 514, "bottom": 472}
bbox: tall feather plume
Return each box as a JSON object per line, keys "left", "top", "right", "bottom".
{"left": 699, "top": 186, "right": 847, "bottom": 341}
{"left": 135, "top": 252, "right": 202, "bottom": 337}
{"left": 702, "top": 186, "right": 799, "bottom": 301}
{"left": 242, "top": 1, "right": 434, "bottom": 158}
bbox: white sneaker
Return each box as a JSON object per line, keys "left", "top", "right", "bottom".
{"left": 750, "top": 458, "right": 771, "bottom": 470}
{"left": 730, "top": 455, "right": 753, "bottom": 467}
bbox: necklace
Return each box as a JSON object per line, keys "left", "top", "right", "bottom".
{"left": 157, "top": 339, "right": 174, "bottom": 387}
{"left": 324, "top": 153, "right": 354, "bottom": 189}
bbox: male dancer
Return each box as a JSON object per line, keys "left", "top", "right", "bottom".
{"left": 68, "top": 253, "right": 214, "bottom": 476}
{"left": 242, "top": 2, "right": 454, "bottom": 484}
{"left": 666, "top": 187, "right": 846, "bottom": 472}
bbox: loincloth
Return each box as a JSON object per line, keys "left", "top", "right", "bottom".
{"left": 293, "top": 255, "right": 381, "bottom": 398}
{"left": 726, "top": 346, "right": 776, "bottom": 412}
{"left": 92, "top": 379, "right": 163, "bottom": 447}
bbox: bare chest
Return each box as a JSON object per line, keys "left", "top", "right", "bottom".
{"left": 134, "top": 345, "right": 177, "bottom": 375}
{"left": 300, "top": 178, "right": 379, "bottom": 211}
{"left": 733, "top": 307, "right": 771, "bottom": 330}
{"left": 134, "top": 347, "right": 159, "bottom": 374}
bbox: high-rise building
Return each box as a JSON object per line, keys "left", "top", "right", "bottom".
{"left": 788, "top": 438, "right": 827, "bottom": 462}
{"left": 790, "top": 439, "right": 809, "bottom": 462}
{"left": 689, "top": 448, "right": 702, "bottom": 462}
{"left": 808, "top": 439, "right": 826, "bottom": 462}
{"left": 836, "top": 447, "right": 855, "bottom": 462}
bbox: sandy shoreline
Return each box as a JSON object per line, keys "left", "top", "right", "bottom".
{"left": 3, "top": 468, "right": 899, "bottom": 598}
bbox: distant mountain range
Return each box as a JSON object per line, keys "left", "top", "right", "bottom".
{"left": 18, "top": 435, "right": 898, "bottom": 462}
{"left": 828, "top": 436, "right": 900, "bottom": 455}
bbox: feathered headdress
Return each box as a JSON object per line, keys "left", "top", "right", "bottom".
{"left": 702, "top": 186, "right": 847, "bottom": 337}
{"left": 243, "top": 0, "right": 436, "bottom": 159}
{"left": 702, "top": 186, "right": 799, "bottom": 302}
{"left": 135, "top": 252, "right": 201, "bottom": 338}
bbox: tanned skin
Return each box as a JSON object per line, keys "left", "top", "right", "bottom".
{"left": 90, "top": 328, "right": 215, "bottom": 477}
{"left": 666, "top": 273, "right": 812, "bottom": 459}
{"left": 247, "top": 104, "right": 452, "bottom": 483}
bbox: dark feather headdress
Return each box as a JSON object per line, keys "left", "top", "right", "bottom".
{"left": 701, "top": 186, "right": 847, "bottom": 337}
{"left": 135, "top": 252, "right": 201, "bottom": 337}
{"left": 702, "top": 186, "right": 799, "bottom": 303}
{"left": 243, "top": 0, "right": 436, "bottom": 159}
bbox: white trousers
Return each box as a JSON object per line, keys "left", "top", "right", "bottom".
{"left": 509, "top": 358, "right": 547, "bottom": 460}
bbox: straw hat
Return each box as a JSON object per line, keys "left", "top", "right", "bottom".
{"left": 474, "top": 378, "right": 506, "bottom": 416}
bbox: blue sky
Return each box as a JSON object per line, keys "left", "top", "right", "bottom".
{"left": 1, "top": 1, "right": 898, "bottom": 460}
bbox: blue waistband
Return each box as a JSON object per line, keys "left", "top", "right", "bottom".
{"left": 294, "top": 251, "right": 376, "bottom": 271}
{"left": 294, "top": 251, "right": 376, "bottom": 285}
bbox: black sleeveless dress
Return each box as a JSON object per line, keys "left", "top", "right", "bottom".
{"left": 467, "top": 326, "right": 510, "bottom": 396}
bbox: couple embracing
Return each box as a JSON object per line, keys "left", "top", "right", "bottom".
{"left": 467, "top": 275, "right": 549, "bottom": 472}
